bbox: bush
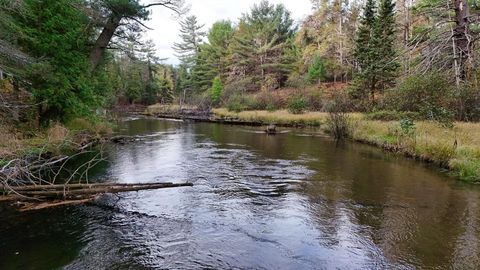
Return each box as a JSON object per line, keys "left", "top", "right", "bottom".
{"left": 255, "top": 91, "right": 284, "bottom": 111}
{"left": 385, "top": 73, "right": 455, "bottom": 123}
{"left": 324, "top": 92, "right": 352, "bottom": 139}
{"left": 365, "top": 110, "right": 421, "bottom": 121}
{"left": 287, "top": 95, "right": 308, "bottom": 114}
{"left": 225, "top": 95, "right": 258, "bottom": 112}
{"left": 456, "top": 84, "right": 480, "bottom": 121}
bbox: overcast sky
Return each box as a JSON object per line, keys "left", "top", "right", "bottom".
{"left": 143, "top": 0, "right": 313, "bottom": 65}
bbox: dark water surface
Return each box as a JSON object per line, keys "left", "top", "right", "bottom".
{"left": 1, "top": 118, "right": 480, "bottom": 269}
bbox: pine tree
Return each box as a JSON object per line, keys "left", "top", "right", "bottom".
{"left": 375, "top": 0, "right": 399, "bottom": 89}
{"left": 173, "top": 15, "right": 206, "bottom": 68}
{"left": 306, "top": 55, "right": 326, "bottom": 84}
{"left": 190, "top": 21, "right": 234, "bottom": 93}
{"left": 173, "top": 15, "right": 205, "bottom": 101}
{"left": 353, "top": 0, "right": 398, "bottom": 104}
{"left": 353, "top": 0, "right": 377, "bottom": 102}
{"left": 228, "top": 0, "right": 296, "bottom": 91}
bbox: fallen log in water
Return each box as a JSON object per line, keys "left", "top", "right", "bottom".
{"left": 0, "top": 182, "right": 193, "bottom": 207}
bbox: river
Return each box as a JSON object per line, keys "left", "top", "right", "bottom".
{"left": 1, "top": 117, "right": 480, "bottom": 269}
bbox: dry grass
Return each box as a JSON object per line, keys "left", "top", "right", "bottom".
{"left": 0, "top": 123, "right": 21, "bottom": 158}
{"left": 1, "top": 118, "right": 112, "bottom": 161}
{"left": 351, "top": 120, "right": 480, "bottom": 182}
{"left": 215, "top": 108, "right": 341, "bottom": 126}
{"left": 47, "top": 123, "right": 69, "bottom": 143}
{"left": 144, "top": 104, "right": 197, "bottom": 116}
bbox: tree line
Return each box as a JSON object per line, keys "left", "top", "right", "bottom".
{"left": 1, "top": 0, "right": 480, "bottom": 124}
{"left": 173, "top": 0, "right": 480, "bottom": 121}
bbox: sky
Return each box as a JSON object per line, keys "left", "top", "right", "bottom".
{"left": 143, "top": 0, "right": 313, "bottom": 65}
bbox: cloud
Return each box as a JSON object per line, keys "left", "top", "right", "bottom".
{"left": 143, "top": 0, "right": 313, "bottom": 65}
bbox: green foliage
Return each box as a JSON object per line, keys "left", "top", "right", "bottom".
{"left": 143, "top": 81, "right": 160, "bottom": 105}
{"left": 399, "top": 118, "right": 416, "bottom": 135}
{"left": 386, "top": 73, "right": 454, "bottom": 124}
{"left": 210, "top": 76, "right": 223, "bottom": 105}
{"left": 17, "top": 0, "right": 101, "bottom": 123}
{"left": 173, "top": 15, "right": 206, "bottom": 67}
{"left": 208, "top": 20, "right": 234, "bottom": 48}
{"left": 353, "top": 0, "right": 398, "bottom": 103}
{"left": 306, "top": 55, "right": 326, "bottom": 84}
{"left": 456, "top": 84, "right": 480, "bottom": 121}
{"left": 226, "top": 95, "right": 248, "bottom": 112}
{"left": 228, "top": 0, "right": 296, "bottom": 91}
{"left": 287, "top": 95, "right": 307, "bottom": 114}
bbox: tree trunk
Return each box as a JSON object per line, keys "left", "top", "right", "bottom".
{"left": 89, "top": 15, "right": 122, "bottom": 71}
{"left": 453, "top": 0, "right": 472, "bottom": 80}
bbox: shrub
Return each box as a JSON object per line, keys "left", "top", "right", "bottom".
{"left": 365, "top": 110, "right": 421, "bottom": 121}
{"left": 324, "top": 93, "right": 352, "bottom": 139}
{"left": 225, "top": 95, "right": 257, "bottom": 112}
{"left": 399, "top": 118, "right": 416, "bottom": 135}
{"left": 456, "top": 84, "right": 480, "bottom": 121}
{"left": 385, "top": 73, "right": 455, "bottom": 123}
{"left": 287, "top": 95, "right": 308, "bottom": 114}
{"left": 256, "top": 90, "right": 286, "bottom": 110}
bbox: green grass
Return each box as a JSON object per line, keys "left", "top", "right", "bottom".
{"left": 350, "top": 120, "right": 480, "bottom": 182}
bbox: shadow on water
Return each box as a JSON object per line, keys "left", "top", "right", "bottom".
{"left": 1, "top": 118, "right": 480, "bottom": 269}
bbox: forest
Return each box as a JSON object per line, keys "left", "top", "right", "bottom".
{"left": 1, "top": 0, "right": 480, "bottom": 181}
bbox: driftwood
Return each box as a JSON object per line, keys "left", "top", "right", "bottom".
{"left": 17, "top": 197, "right": 98, "bottom": 212}
{"left": 1, "top": 182, "right": 192, "bottom": 200}
{"left": 0, "top": 182, "right": 193, "bottom": 211}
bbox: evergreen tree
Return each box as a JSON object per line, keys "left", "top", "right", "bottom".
{"left": 190, "top": 20, "right": 234, "bottom": 93}
{"left": 374, "top": 0, "right": 398, "bottom": 88}
{"left": 306, "top": 55, "right": 326, "bottom": 84}
{"left": 16, "top": 0, "right": 100, "bottom": 122}
{"left": 173, "top": 15, "right": 206, "bottom": 68}
{"left": 353, "top": 0, "right": 398, "bottom": 104}
{"left": 229, "top": 0, "right": 296, "bottom": 91}
{"left": 173, "top": 15, "right": 206, "bottom": 100}
{"left": 210, "top": 76, "right": 223, "bottom": 105}
{"left": 353, "top": 0, "right": 378, "bottom": 102}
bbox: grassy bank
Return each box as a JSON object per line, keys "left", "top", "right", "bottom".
{"left": 206, "top": 108, "right": 480, "bottom": 182}
{"left": 0, "top": 118, "right": 113, "bottom": 162}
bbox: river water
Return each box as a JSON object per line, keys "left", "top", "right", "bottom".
{"left": 1, "top": 118, "right": 480, "bottom": 269}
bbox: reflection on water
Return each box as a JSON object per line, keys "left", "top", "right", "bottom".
{"left": 1, "top": 118, "right": 480, "bottom": 269}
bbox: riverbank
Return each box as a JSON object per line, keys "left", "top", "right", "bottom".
{"left": 145, "top": 105, "right": 480, "bottom": 183}
{"left": 0, "top": 118, "right": 113, "bottom": 164}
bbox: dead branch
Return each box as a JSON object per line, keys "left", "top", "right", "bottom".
{"left": 1, "top": 182, "right": 193, "bottom": 200}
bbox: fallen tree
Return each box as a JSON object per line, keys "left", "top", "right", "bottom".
{"left": 0, "top": 136, "right": 193, "bottom": 211}
{"left": 1, "top": 182, "right": 193, "bottom": 211}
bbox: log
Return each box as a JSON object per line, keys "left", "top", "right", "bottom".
{"left": 18, "top": 196, "right": 98, "bottom": 212}
{"left": 2, "top": 182, "right": 185, "bottom": 192}
{"left": 0, "top": 182, "right": 193, "bottom": 201}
